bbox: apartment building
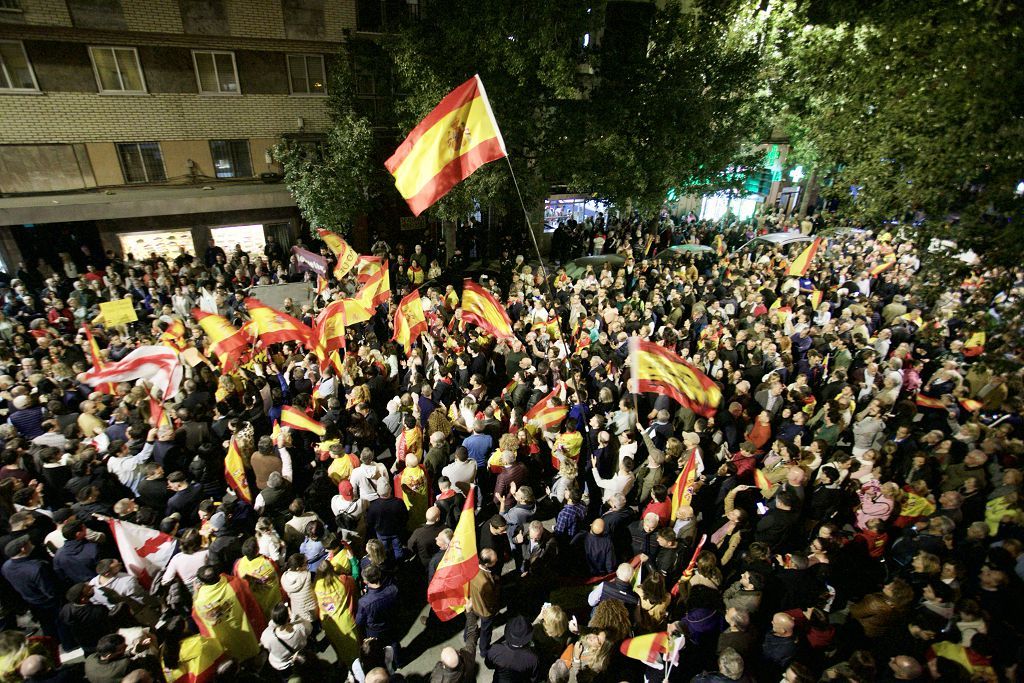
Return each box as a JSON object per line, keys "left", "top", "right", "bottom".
{"left": 0, "top": 0, "right": 386, "bottom": 273}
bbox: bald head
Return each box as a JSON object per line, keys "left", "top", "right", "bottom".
{"left": 440, "top": 646, "right": 460, "bottom": 669}
{"left": 771, "top": 612, "right": 795, "bottom": 637}
{"left": 364, "top": 668, "right": 390, "bottom": 683}
{"left": 890, "top": 655, "right": 923, "bottom": 680}
{"left": 19, "top": 655, "right": 48, "bottom": 678}
{"left": 590, "top": 518, "right": 605, "bottom": 535}
{"left": 480, "top": 548, "right": 497, "bottom": 567}
{"left": 425, "top": 506, "right": 440, "bottom": 524}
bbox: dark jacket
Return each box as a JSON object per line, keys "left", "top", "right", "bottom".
{"left": 136, "top": 477, "right": 171, "bottom": 511}
{"left": 355, "top": 583, "right": 399, "bottom": 640}
{"left": 484, "top": 642, "right": 540, "bottom": 683}
{"left": 366, "top": 496, "right": 409, "bottom": 538}
{"left": 584, "top": 532, "right": 616, "bottom": 576}
{"left": 1, "top": 556, "right": 58, "bottom": 606}
{"left": 408, "top": 521, "right": 444, "bottom": 567}
{"left": 53, "top": 538, "right": 99, "bottom": 585}
{"left": 58, "top": 601, "right": 114, "bottom": 653}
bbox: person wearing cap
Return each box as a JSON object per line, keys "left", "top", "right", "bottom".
{"left": 331, "top": 479, "right": 363, "bottom": 532}
{"left": 483, "top": 614, "right": 540, "bottom": 681}
{"left": 2, "top": 535, "right": 62, "bottom": 644}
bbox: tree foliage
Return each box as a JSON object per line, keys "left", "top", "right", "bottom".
{"left": 772, "top": 0, "right": 1024, "bottom": 361}
{"left": 273, "top": 57, "right": 383, "bottom": 234}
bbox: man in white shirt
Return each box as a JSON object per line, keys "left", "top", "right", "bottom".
{"left": 105, "top": 429, "right": 155, "bottom": 496}
{"left": 88, "top": 558, "right": 146, "bottom": 613}
{"left": 349, "top": 448, "right": 388, "bottom": 503}
{"left": 441, "top": 446, "right": 477, "bottom": 489}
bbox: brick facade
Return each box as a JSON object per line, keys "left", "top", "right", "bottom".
{"left": 0, "top": 92, "right": 331, "bottom": 143}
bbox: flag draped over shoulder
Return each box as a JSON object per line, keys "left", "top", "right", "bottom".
{"left": 669, "top": 452, "right": 699, "bottom": 521}
{"left": 108, "top": 519, "right": 177, "bottom": 589}
{"left": 428, "top": 488, "right": 478, "bottom": 620}
{"left": 224, "top": 436, "right": 252, "bottom": 504}
{"left": 161, "top": 634, "right": 225, "bottom": 683}
{"left": 193, "top": 309, "right": 249, "bottom": 373}
{"left": 393, "top": 290, "right": 428, "bottom": 354}
{"left": 629, "top": 338, "right": 721, "bottom": 418}
{"left": 82, "top": 345, "right": 183, "bottom": 399}
{"left": 787, "top": 238, "right": 823, "bottom": 277}
{"left": 460, "top": 280, "right": 513, "bottom": 339}
{"left": 318, "top": 228, "right": 359, "bottom": 279}
{"left": 524, "top": 382, "right": 568, "bottom": 431}
{"left": 244, "top": 298, "right": 314, "bottom": 349}
{"left": 191, "top": 575, "right": 266, "bottom": 662}
{"left": 385, "top": 75, "right": 507, "bottom": 216}
{"left": 281, "top": 405, "right": 326, "bottom": 436}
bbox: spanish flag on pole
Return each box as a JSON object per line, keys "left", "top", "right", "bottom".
{"left": 524, "top": 382, "right": 568, "bottom": 431}
{"left": 869, "top": 255, "right": 897, "bottom": 277}
{"left": 355, "top": 258, "right": 391, "bottom": 309}
{"left": 629, "top": 338, "right": 721, "bottom": 418}
{"left": 386, "top": 75, "right": 507, "bottom": 216}
{"left": 669, "top": 451, "right": 699, "bottom": 521}
{"left": 620, "top": 632, "right": 668, "bottom": 666}
{"left": 317, "top": 298, "right": 373, "bottom": 354}
{"left": 244, "top": 298, "right": 314, "bottom": 349}
{"left": 149, "top": 397, "right": 171, "bottom": 429}
{"left": 192, "top": 309, "right": 249, "bottom": 373}
{"left": 787, "top": 238, "right": 823, "bottom": 277}
{"left": 393, "top": 289, "right": 428, "bottom": 354}
{"left": 427, "top": 488, "right": 478, "bottom": 621}
{"left": 318, "top": 228, "right": 359, "bottom": 279}
{"left": 224, "top": 436, "right": 252, "bottom": 504}
{"left": 281, "top": 405, "right": 326, "bottom": 436}
{"left": 461, "top": 280, "right": 514, "bottom": 339}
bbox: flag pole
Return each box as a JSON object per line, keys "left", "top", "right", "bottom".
{"left": 503, "top": 156, "right": 574, "bottom": 362}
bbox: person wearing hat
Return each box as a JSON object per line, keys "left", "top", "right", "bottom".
{"left": 2, "top": 535, "right": 62, "bottom": 644}
{"left": 483, "top": 614, "right": 540, "bottom": 681}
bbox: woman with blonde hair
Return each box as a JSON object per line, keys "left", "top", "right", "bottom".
{"left": 532, "top": 603, "right": 570, "bottom": 668}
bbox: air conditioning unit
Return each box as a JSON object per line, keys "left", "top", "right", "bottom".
{"left": 260, "top": 172, "right": 283, "bottom": 183}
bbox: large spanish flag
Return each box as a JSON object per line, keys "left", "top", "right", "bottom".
{"left": 316, "top": 298, "right": 372, "bottom": 355}
{"left": 669, "top": 451, "right": 699, "bottom": 521}
{"left": 193, "top": 309, "right": 250, "bottom": 373}
{"left": 385, "top": 75, "right": 507, "bottom": 216}
{"left": 224, "top": 436, "right": 252, "bottom": 504}
{"left": 281, "top": 405, "right": 326, "bottom": 436}
{"left": 620, "top": 632, "right": 668, "bottom": 665}
{"left": 427, "top": 488, "right": 478, "bottom": 621}
{"left": 393, "top": 289, "right": 428, "bottom": 354}
{"left": 318, "top": 228, "right": 359, "bottom": 279}
{"left": 191, "top": 574, "right": 266, "bottom": 662}
{"left": 629, "top": 338, "right": 721, "bottom": 417}
{"left": 524, "top": 381, "right": 568, "bottom": 431}
{"left": 161, "top": 634, "right": 226, "bottom": 683}
{"left": 787, "top": 238, "right": 823, "bottom": 277}
{"left": 244, "top": 298, "right": 314, "bottom": 349}
{"left": 461, "top": 280, "right": 513, "bottom": 339}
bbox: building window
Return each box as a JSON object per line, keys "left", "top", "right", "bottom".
{"left": 192, "top": 50, "right": 239, "bottom": 94}
{"left": 116, "top": 142, "right": 166, "bottom": 183}
{"left": 179, "top": 0, "right": 228, "bottom": 35}
{"left": 88, "top": 46, "right": 146, "bottom": 93}
{"left": 68, "top": 0, "right": 126, "bottom": 29}
{"left": 0, "top": 41, "right": 38, "bottom": 91}
{"left": 287, "top": 54, "right": 326, "bottom": 95}
{"left": 209, "top": 140, "right": 252, "bottom": 178}
{"left": 0, "top": 0, "right": 23, "bottom": 12}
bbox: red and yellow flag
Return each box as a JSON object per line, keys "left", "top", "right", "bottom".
{"left": 244, "top": 298, "right": 314, "bottom": 349}
{"left": 523, "top": 382, "right": 568, "bottom": 431}
{"left": 620, "top": 632, "right": 668, "bottom": 665}
{"left": 161, "top": 633, "right": 226, "bottom": 683}
{"left": 149, "top": 397, "right": 171, "bottom": 429}
{"left": 870, "top": 255, "right": 897, "bottom": 277}
{"left": 318, "top": 228, "right": 359, "bottom": 279}
{"left": 427, "top": 488, "right": 478, "bottom": 621}
{"left": 963, "top": 331, "right": 985, "bottom": 357}
{"left": 385, "top": 75, "right": 507, "bottom": 216}
{"left": 669, "top": 451, "right": 699, "bottom": 521}
{"left": 192, "top": 309, "right": 250, "bottom": 373}
{"left": 82, "top": 323, "right": 114, "bottom": 394}
{"left": 629, "top": 338, "right": 721, "bottom": 418}
{"left": 810, "top": 289, "right": 824, "bottom": 310}
{"left": 317, "top": 298, "right": 373, "bottom": 356}
{"left": 281, "top": 405, "right": 326, "bottom": 436}
{"left": 461, "top": 280, "right": 513, "bottom": 339}
{"left": 191, "top": 574, "right": 266, "bottom": 662}
{"left": 224, "top": 436, "right": 252, "bottom": 504}
{"left": 354, "top": 258, "right": 391, "bottom": 309}
{"left": 753, "top": 468, "right": 775, "bottom": 495}
{"left": 915, "top": 394, "right": 946, "bottom": 410}
{"left": 393, "top": 289, "right": 428, "bottom": 354}
{"left": 787, "top": 238, "right": 822, "bottom": 277}
{"left": 159, "top": 318, "right": 188, "bottom": 351}
{"left": 960, "top": 398, "right": 982, "bottom": 413}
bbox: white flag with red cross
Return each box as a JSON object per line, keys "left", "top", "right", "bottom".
{"left": 108, "top": 519, "right": 178, "bottom": 589}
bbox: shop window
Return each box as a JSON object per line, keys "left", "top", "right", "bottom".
{"left": 116, "top": 142, "right": 166, "bottom": 184}
{"left": 209, "top": 139, "right": 253, "bottom": 178}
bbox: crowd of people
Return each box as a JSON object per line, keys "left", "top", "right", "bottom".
{"left": 0, "top": 210, "right": 1020, "bottom": 683}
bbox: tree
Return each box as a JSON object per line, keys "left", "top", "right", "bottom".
{"left": 273, "top": 57, "right": 384, "bottom": 234}
{"left": 772, "top": 0, "right": 1024, "bottom": 362}
{"left": 386, "top": 0, "right": 774, "bottom": 219}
